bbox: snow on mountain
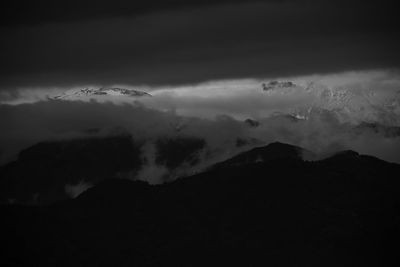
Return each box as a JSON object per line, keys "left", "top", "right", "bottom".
{"left": 46, "top": 81, "right": 400, "bottom": 126}
{"left": 49, "top": 87, "right": 152, "bottom": 100}
{"left": 262, "top": 80, "right": 400, "bottom": 126}
{"left": 262, "top": 81, "right": 296, "bottom": 91}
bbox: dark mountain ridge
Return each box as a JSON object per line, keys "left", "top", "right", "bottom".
{"left": 1, "top": 142, "right": 400, "bottom": 266}
{"left": 0, "top": 135, "right": 206, "bottom": 204}
{"left": 213, "top": 141, "right": 312, "bottom": 169}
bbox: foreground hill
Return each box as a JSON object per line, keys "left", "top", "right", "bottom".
{"left": 0, "top": 135, "right": 205, "bottom": 204}
{"left": 1, "top": 142, "right": 399, "bottom": 266}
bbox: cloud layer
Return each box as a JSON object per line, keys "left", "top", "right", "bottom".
{"left": 1, "top": 90, "right": 400, "bottom": 175}
{"left": 1, "top": 1, "right": 399, "bottom": 91}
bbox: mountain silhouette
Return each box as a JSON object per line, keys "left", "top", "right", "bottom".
{"left": 1, "top": 142, "right": 399, "bottom": 266}
{"left": 213, "top": 142, "right": 316, "bottom": 170}
{"left": 0, "top": 135, "right": 143, "bottom": 204}
{"left": 0, "top": 135, "right": 206, "bottom": 204}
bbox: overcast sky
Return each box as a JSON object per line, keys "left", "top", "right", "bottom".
{"left": 0, "top": 1, "right": 400, "bottom": 166}
{"left": 1, "top": 0, "right": 399, "bottom": 91}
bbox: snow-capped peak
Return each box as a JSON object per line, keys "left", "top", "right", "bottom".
{"left": 262, "top": 80, "right": 296, "bottom": 91}
{"left": 262, "top": 80, "right": 400, "bottom": 126}
{"left": 49, "top": 87, "right": 152, "bottom": 100}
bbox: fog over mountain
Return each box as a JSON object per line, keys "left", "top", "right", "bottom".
{"left": 1, "top": 0, "right": 399, "bottom": 266}
{"left": 1, "top": 70, "right": 400, "bottom": 168}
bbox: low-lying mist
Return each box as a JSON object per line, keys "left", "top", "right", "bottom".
{"left": 1, "top": 98, "right": 399, "bottom": 186}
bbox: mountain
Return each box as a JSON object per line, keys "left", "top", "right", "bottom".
{"left": 262, "top": 80, "right": 400, "bottom": 126}
{"left": 0, "top": 135, "right": 206, "bottom": 204}
{"left": 1, "top": 142, "right": 399, "bottom": 266}
{"left": 49, "top": 87, "right": 152, "bottom": 100}
{"left": 213, "top": 141, "right": 314, "bottom": 169}
{"left": 0, "top": 135, "right": 144, "bottom": 204}
{"left": 262, "top": 80, "right": 296, "bottom": 91}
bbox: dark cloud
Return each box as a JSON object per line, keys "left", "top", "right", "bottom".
{"left": 0, "top": 0, "right": 399, "bottom": 90}
{"left": 0, "top": 100, "right": 243, "bottom": 164}
{"left": 1, "top": 99, "right": 400, "bottom": 168}
{"left": 0, "top": 0, "right": 249, "bottom": 27}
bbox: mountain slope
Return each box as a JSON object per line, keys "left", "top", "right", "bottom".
{"left": 0, "top": 135, "right": 207, "bottom": 204}
{"left": 1, "top": 142, "right": 399, "bottom": 266}
{"left": 213, "top": 141, "right": 314, "bottom": 169}
{"left": 262, "top": 80, "right": 400, "bottom": 126}
{"left": 49, "top": 87, "right": 152, "bottom": 100}
{"left": 0, "top": 135, "right": 144, "bottom": 204}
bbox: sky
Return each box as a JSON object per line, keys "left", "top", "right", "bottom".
{"left": 1, "top": 0, "right": 400, "bottom": 168}
{"left": 1, "top": 0, "right": 399, "bottom": 91}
